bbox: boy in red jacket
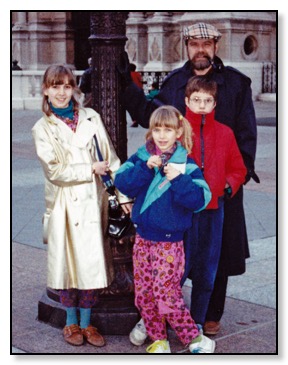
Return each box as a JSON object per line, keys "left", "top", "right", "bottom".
{"left": 181, "top": 76, "right": 247, "bottom": 332}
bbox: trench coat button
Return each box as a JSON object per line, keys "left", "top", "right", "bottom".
{"left": 73, "top": 197, "right": 78, "bottom": 201}
{"left": 75, "top": 222, "right": 79, "bottom": 226}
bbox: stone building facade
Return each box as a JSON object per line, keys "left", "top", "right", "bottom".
{"left": 12, "top": 11, "right": 277, "bottom": 109}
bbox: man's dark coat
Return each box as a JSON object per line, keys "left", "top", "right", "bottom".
{"left": 123, "top": 56, "right": 258, "bottom": 276}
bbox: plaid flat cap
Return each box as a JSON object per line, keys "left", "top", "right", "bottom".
{"left": 183, "top": 23, "right": 222, "bottom": 41}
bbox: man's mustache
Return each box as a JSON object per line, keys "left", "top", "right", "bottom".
{"left": 194, "top": 54, "right": 211, "bottom": 62}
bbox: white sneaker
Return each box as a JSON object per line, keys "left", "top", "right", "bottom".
{"left": 189, "top": 334, "right": 216, "bottom": 353}
{"left": 129, "top": 318, "right": 148, "bottom": 346}
{"left": 146, "top": 340, "right": 171, "bottom": 353}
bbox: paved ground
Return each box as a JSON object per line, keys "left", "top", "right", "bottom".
{"left": 11, "top": 100, "right": 277, "bottom": 356}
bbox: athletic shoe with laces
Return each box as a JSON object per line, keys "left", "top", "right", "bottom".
{"left": 129, "top": 318, "right": 148, "bottom": 346}
{"left": 146, "top": 340, "right": 171, "bottom": 353}
{"left": 189, "top": 334, "right": 216, "bottom": 353}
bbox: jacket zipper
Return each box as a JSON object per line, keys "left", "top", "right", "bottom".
{"left": 200, "top": 114, "right": 205, "bottom": 173}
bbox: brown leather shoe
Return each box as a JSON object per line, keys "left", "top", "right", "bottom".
{"left": 204, "top": 321, "right": 221, "bottom": 335}
{"left": 63, "top": 324, "right": 84, "bottom": 346}
{"left": 82, "top": 325, "right": 106, "bottom": 347}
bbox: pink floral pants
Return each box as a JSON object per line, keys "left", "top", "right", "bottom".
{"left": 133, "top": 234, "right": 199, "bottom": 345}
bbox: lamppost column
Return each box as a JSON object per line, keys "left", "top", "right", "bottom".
{"left": 89, "top": 11, "right": 129, "bottom": 163}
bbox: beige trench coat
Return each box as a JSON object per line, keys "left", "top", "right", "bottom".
{"left": 32, "top": 108, "right": 130, "bottom": 290}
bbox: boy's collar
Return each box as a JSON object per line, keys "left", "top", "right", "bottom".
{"left": 185, "top": 106, "right": 215, "bottom": 123}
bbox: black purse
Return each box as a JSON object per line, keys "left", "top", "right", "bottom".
{"left": 93, "top": 135, "right": 134, "bottom": 240}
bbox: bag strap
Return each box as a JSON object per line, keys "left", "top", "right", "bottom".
{"left": 93, "top": 134, "right": 116, "bottom": 196}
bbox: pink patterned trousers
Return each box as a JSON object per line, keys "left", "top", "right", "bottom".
{"left": 133, "top": 234, "right": 199, "bottom": 345}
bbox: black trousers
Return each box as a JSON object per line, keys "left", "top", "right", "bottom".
{"left": 205, "top": 274, "right": 228, "bottom": 322}
{"left": 205, "top": 187, "right": 249, "bottom": 322}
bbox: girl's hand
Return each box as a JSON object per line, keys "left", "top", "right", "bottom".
{"left": 147, "top": 155, "right": 162, "bottom": 169}
{"left": 92, "top": 161, "right": 110, "bottom": 175}
{"left": 163, "top": 163, "right": 181, "bottom": 181}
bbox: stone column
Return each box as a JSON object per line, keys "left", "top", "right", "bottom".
{"left": 126, "top": 12, "right": 148, "bottom": 70}
{"left": 12, "top": 12, "right": 28, "bottom": 69}
{"left": 144, "top": 11, "right": 181, "bottom": 72}
{"left": 12, "top": 12, "right": 74, "bottom": 70}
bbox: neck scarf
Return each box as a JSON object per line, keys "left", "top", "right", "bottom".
{"left": 50, "top": 101, "right": 79, "bottom": 132}
{"left": 145, "top": 139, "right": 177, "bottom": 165}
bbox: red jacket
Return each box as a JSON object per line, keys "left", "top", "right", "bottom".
{"left": 185, "top": 107, "right": 247, "bottom": 209}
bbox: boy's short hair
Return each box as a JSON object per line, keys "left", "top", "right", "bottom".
{"left": 185, "top": 76, "right": 218, "bottom": 100}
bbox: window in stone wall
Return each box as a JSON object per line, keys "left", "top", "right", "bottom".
{"left": 243, "top": 35, "right": 258, "bottom": 58}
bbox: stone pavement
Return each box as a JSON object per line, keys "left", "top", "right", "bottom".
{"left": 11, "top": 100, "right": 277, "bottom": 355}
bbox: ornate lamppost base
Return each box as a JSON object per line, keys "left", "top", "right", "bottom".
{"left": 38, "top": 288, "right": 139, "bottom": 335}
{"left": 38, "top": 234, "right": 140, "bottom": 335}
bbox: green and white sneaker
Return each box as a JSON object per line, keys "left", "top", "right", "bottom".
{"left": 146, "top": 340, "right": 171, "bottom": 353}
{"left": 189, "top": 335, "right": 215, "bottom": 353}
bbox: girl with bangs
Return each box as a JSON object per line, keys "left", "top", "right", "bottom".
{"left": 115, "top": 105, "right": 214, "bottom": 353}
{"left": 41, "top": 64, "right": 80, "bottom": 117}
{"left": 32, "top": 64, "right": 132, "bottom": 347}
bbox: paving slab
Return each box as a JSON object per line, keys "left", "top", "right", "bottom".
{"left": 12, "top": 242, "right": 276, "bottom": 354}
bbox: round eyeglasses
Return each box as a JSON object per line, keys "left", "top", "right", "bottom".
{"left": 190, "top": 97, "right": 214, "bottom": 106}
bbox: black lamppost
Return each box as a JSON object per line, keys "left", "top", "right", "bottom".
{"left": 88, "top": 11, "right": 138, "bottom": 334}
{"left": 89, "top": 11, "right": 129, "bottom": 163}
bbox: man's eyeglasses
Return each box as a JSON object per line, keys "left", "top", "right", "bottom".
{"left": 190, "top": 97, "right": 214, "bottom": 106}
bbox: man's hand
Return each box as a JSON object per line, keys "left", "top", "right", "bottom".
{"left": 116, "top": 51, "right": 132, "bottom": 88}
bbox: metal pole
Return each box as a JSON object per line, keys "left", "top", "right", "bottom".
{"left": 89, "top": 11, "right": 129, "bottom": 163}
{"left": 88, "top": 11, "right": 138, "bottom": 334}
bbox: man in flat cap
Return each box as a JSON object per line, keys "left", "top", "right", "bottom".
{"left": 183, "top": 22, "right": 222, "bottom": 41}
{"left": 118, "top": 22, "right": 259, "bottom": 345}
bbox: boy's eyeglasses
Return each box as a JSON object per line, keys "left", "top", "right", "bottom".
{"left": 190, "top": 97, "right": 214, "bottom": 105}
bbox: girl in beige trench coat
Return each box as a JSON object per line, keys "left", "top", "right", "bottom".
{"left": 32, "top": 64, "right": 132, "bottom": 347}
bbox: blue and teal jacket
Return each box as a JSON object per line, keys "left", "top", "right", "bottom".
{"left": 114, "top": 142, "right": 211, "bottom": 242}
